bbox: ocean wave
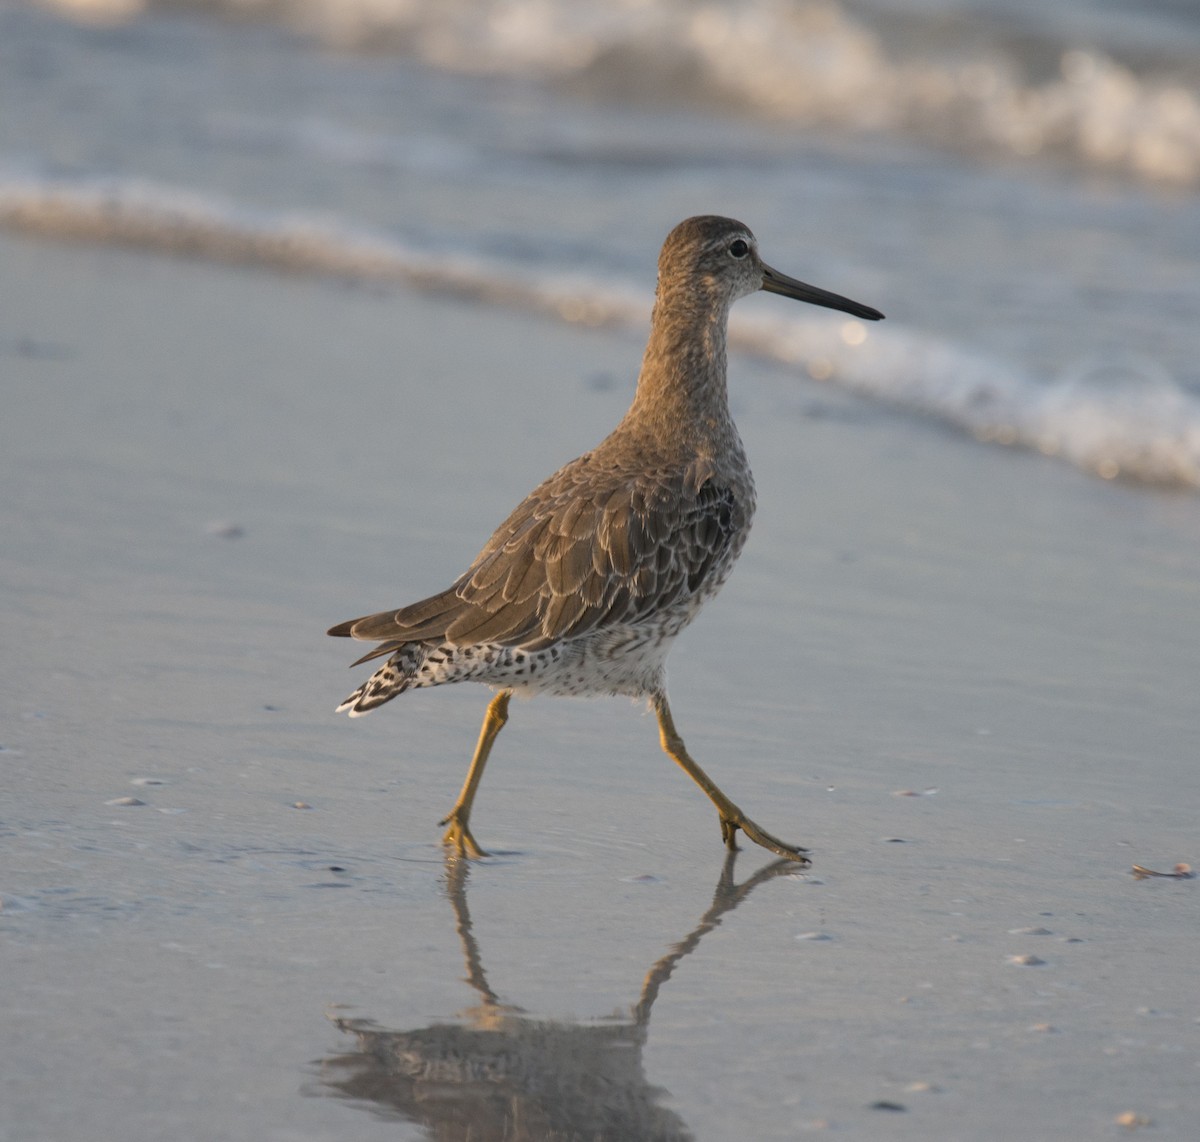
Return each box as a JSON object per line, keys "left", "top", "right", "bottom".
{"left": 731, "top": 313, "right": 1200, "bottom": 488}
{"left": 4, "top": 173, "right": 1198, "bottom": 488}
{"left": 38, "top": 0, "right": 1200, "bottom": 186}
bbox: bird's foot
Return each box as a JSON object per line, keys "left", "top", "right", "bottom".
{"left": 439, "top": 809, "right": 489, "bottom": 859}
{"left": 720, "top": 811, "right": 810, "bottom": 865}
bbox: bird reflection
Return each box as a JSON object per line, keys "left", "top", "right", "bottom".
{"left": 316, "top": 853, "right": 799, "bottom": 1140}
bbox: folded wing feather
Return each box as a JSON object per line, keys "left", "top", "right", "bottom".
{"left": 328, "top": 455, "right": 741, "bottom": 658}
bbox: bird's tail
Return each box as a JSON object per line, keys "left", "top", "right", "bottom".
{"left": 335, "top": 645, "right": 429, "bottom": 717}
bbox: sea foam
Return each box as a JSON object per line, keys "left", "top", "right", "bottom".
{"left": 4, "top": 173, "right": 1198, "bottom": 489}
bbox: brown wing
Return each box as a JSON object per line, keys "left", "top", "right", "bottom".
{"left": 328, "top": 454, "right": 745, "bottom": 657}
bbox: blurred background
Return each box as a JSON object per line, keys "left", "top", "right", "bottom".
{"left": 4, "top": 0, "right": 1200, "bottom": 487}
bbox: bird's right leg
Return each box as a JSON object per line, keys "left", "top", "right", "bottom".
{"left": 441, "top": 689, "right": 512, "bottom": 859}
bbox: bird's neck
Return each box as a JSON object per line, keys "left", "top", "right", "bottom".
{"left": 625, "top": 286, "right": 734, "bottom": 444}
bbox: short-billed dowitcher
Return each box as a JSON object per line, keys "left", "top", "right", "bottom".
{"left": 330, "top": 215, "right": 883, "bottom": 862}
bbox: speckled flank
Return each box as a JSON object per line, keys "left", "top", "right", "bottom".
{"left": 336, "top": 591, "right": 717, "bottom": 716}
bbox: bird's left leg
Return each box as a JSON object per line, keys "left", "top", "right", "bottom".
{"left": 651, "top": 690, "right": 810, "bottom": 864}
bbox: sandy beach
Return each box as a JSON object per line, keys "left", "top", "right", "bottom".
{"left": 2, "top": 226, "right": 1198, "bottom": 1140}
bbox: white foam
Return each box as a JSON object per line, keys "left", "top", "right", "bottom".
{"left": 730, "top": 313, "right": 1200, "bottom": 487}
{"left": 3, "top": 173, "right": 1198, "bottom": 488}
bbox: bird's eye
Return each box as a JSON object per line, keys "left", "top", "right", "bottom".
{"left": 729, "top": 239, "right": 750, "bottom": 258}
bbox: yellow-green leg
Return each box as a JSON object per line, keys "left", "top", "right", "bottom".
{"left": 441, "top": 689, "right": 512, "bottom": 859}
{"left": 651, "top": 690, "right": 810, "bottom": 864}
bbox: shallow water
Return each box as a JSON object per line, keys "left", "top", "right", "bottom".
{"left": 3, "top": 234, "right": 1200, "bottom": 1139}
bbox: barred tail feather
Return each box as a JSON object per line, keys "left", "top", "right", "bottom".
{"left": 336, "top": 653, "right": 419, "bottom": 716}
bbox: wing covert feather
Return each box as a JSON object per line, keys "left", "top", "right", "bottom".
{"left": 329, "top": 455, "right": 747, "bottom": 654}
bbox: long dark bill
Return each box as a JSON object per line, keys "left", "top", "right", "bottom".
{"left": 761, "top": 263, "right": 884, "bottom": 321}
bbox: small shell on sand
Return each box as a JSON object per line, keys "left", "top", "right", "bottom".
{"left": 1115, "top": 1111, "right": 1153, "bottom": 1129}
{"left": 1131, "top": 862, "right": 1193, "bottom": 880}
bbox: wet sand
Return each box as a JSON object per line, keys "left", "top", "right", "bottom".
{"left": 2, "top": 232, "right": 1198, "bottom": 1140}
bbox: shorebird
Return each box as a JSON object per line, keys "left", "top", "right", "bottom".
{"left": 329, "top": 215, "right": 883, "bottom": 863}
